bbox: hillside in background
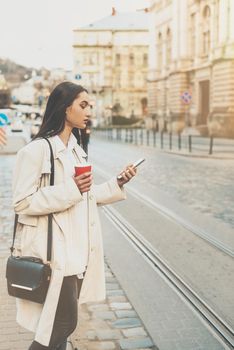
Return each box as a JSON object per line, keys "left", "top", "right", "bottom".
{"left": 0, "top": 58, "right": 38, "bottom": 85}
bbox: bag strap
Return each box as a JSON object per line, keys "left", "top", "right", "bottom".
{"left": 10, "top": 138, "right": 55, "bottom": 263}
{"left": 10, "top": 214, "right": 18, "bottom": 254}
{"left": 43, "top": 138, "right": 54, "bottom": 262}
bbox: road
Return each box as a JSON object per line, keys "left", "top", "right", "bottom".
{"left": 88, "top": 135, "right": 234, "bottom": 348}
{"left": 1, "top": 136, "right": 234, "bottom": 349}
{"left": 90, "top": 134, "right": 234, "bottom": 229}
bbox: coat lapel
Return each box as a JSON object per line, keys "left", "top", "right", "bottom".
{"left": 74, "top": 143, "right": 88, "bottom": 163}
{"left": 49, "top": 135, "right": 88, "bottom": 166}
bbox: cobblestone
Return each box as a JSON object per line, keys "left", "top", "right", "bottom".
{"left": 109, "top": 303, "right": 132, "bottom": 310}
{"left": 106, "top": 283, "right": 121, "bottom": 290}
{"left": 115, "top": 310, "right": 137, "bottom": 318}
{"left": 92, "top": 311, "right": 116, "bottom": 321}
{"left": 96, "top": 329, "right": 122, "bottom": 340}
{"left": 106, "top": 290, "right": 125, "bottom": 297}
{"left": 111, "top": 318, "right": 142, "bottom": 329}
{"left": 122, "top": 327, "right": 147, "bottom": 337}
{"left": 118, "top": 337, "right": 154, "bottom": 349}
{"left": 107, "top": 296, "right": 127, "bottom": 303}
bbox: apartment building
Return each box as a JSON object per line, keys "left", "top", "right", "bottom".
{"left": 148, "top": 0, "right": 234, "bottom": 137}
{"left": 73, "top": 8, "right": 149, "bottom": 126}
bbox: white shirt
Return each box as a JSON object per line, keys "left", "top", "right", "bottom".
{"left": 54, "top": 134, "right": 89, "bottom": 277}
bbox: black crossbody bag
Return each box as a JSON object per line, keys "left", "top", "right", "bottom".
{"left": 6, "top": 138, "right": 54, "bottom": 304}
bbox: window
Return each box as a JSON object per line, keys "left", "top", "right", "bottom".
{"left": 158, "top": 32, "right": 163, "bottom": 70}
{"left": 116, "top": 54, "right": 121, "bottom": 66}
{"left": 143, "top": 53, "right": 148, "bottom": 66}
{"left": 89, "top": 54, "right": 95, "bottom": 65}
{"left": 83, "top": 53, "right": 89, "bottom": 65}
{"left": 129, "top": 72, "right": 134, "bottom": 88}
{"left": 190, "top": 13, "right": 196, "bottom": 56}
{"left": 166, "top": 29, "right": 171, "bottom": 66}
{"left": 202, "top": 6, "right": 211, "bottom": 55}
{"left": 116, "top": 73, "right": 121, "bottom": 88}
{"left": 129, "top": 53, "right": 134, "bottom": 65}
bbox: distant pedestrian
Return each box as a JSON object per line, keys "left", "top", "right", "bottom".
{"left": 12, "top": 81, "right": 137, "bottom": 349}
{"left": 0, "top": 127, "right": 7, "bottom": 145}
{"left": 81, "top": 118, "right": 92, "bottom": 154}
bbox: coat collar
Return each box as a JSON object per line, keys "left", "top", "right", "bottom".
{"left": 49, "top": 134, "right": 87, "bottom": 161}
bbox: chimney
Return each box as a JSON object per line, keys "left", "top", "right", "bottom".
{"left": 112, "top": 7, "right": 116, "bottom": 16}
{"left": 137, "top": 7, "right": 150, "bottom": 13}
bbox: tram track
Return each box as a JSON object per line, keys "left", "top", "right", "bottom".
{"left": 102, "top": 204, "right": 234, "bottom": 349}
{"left": 95, "top": 165, "right": 234, "bottom": 258}
{"left": 127, "top": 186, "right": 234, "bottom": 258}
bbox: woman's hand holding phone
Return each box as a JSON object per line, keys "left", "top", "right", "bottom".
{"left": 117, "top": 158, "right": 145, "bottom": 187}
{"left": 117, "top": 165, "right": 136, "bottom": 187}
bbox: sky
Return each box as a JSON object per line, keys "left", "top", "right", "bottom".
{"left": 0, "top": 0, "right": 150, "bottom": 70}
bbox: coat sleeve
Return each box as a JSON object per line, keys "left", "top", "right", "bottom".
{"left": 12, "top": 142, "right": 83, "bottom": 216}
{"left": 92, "top": 177, "right": 126, "bottom": 206}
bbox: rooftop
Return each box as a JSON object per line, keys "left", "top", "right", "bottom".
{"left": 75, "top": 9, "right": 149, "bottom": 31}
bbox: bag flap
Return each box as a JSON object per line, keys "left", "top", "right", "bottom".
{"left": 6, "top": 256, "right": 51, "bottom": 290}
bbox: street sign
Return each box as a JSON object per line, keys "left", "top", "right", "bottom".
{"left": 181, "top": 91, "right": 192, "bottom": 104}
{"left": 0, "top": 113, "right": 10, "bottom": 126}
{"left": 75, "top": 74, "right": 82, "bottom": 80}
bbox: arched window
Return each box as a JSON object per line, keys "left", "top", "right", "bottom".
{"left": 116, "top": 54, "right": 121, "bottom": 66}
{"left": 158, "top": 32, "right": 162, "bottom": 70}
{"left": 190, "top": 13, "right": 196, "bottom": 56}
{"left": 143, "top": 53, "right": 148, "bottom": 67}
{"left": 202, "top": 5, "right": 211, "bottom": 55}
{"left": 129, "top": 53, "right": 134, "bottom": 65}
{"left": 166, "top": 28, "right": 171, "bottom": 66}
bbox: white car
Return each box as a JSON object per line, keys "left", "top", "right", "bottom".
{"left": 0, "top": 120, "right": 30, "bottom": 154}
{"left": 11, "top": 118, "right": 24, "bottom": 132}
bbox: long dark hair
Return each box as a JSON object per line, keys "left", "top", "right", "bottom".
{"left": 34, "top": 81, "right": 88, "bottom": 147}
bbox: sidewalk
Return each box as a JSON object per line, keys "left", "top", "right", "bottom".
{"left": 94, "top": 130, "right": 234, "bottom": 160}
{"left": 0, "top": 251, "right": 156, "bottom": 350}
{"left": 0, "top": 154, "right": 156, "bottom": 350}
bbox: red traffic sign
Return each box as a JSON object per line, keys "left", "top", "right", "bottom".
{"left": 181, "top": 91, "right": 192, "bottom": 104}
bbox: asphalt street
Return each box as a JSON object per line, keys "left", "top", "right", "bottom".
{"left": 90, "top": 133, "right": 234, "bottom": 229}
{"left": 88, "top": 135, "right": 234, "bottom": 337}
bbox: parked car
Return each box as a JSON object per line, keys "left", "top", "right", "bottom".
{"left": 10, "top": 118, "right": 24, "bottom": 132}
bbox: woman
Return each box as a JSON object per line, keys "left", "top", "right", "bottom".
{"left": 12, "top": 81, "right": 136, "bottom": 349}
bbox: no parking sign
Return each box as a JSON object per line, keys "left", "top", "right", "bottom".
{"left": 181, "top": 91, "right": 192, "bottom": 104}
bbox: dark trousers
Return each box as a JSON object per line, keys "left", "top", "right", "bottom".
{"left": 29, "top": 275, "right": 83, "bottom": 350}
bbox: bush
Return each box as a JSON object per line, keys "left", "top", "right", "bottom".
{"left": 112, "top": 116, "right": 140, "bottom": 126}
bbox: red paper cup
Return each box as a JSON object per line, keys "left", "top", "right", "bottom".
{"left": 75, "top": 164, "right": 92, "bottom": 176}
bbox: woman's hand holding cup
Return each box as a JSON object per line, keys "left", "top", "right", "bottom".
{"left": 73, "top": 164, "right": 92, "bottom": 194}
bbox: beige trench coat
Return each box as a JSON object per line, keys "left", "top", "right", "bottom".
{"left": 12, "top": 136, "right": 126, "bottom": 346}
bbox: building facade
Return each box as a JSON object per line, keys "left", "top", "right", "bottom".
{"left": 73, "top": 9, "right": 149, "bottom": 126}
{"left": 148, "top": 0, "right": 234, "bottom": 137}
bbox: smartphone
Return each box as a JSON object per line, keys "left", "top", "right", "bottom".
{"left": 117, "top": 158, "right": 145, "bottom": 180}
{"left": 132, "top": 158, "right": 145, "bottom": 168}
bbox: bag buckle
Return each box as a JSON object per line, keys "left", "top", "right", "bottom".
{"left": 11, "top": 284, "right": 33, "bottom": 291}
